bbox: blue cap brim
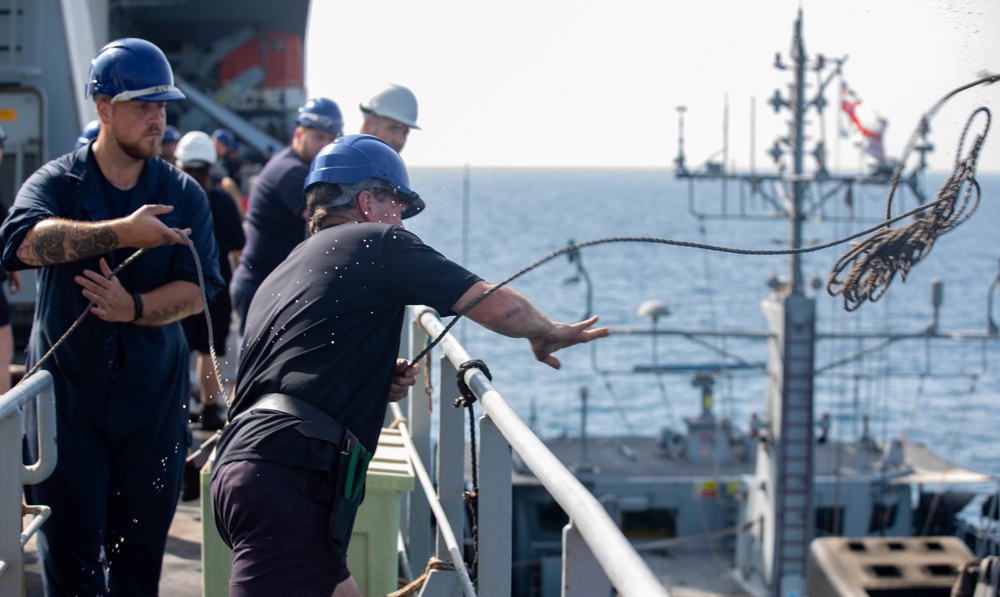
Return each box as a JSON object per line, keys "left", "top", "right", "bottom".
{"left": 135, "top": 90, "right": 186, "bottom": 102}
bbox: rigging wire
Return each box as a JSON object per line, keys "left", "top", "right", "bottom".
{"left": 903, "top": 373, "right": 927, "bottom": 443}
{"left": 696, "top": 215, "right": 736, "bottom": 422}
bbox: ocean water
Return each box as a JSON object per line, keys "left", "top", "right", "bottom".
{"left": 404, "top": 167, "right": 1000, "bottom": 478}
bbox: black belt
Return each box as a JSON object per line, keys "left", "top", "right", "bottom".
{"left": 246, "top": 393, "right": 356, "bottom": 447}
{"left": 242, "top": 393, "right": 372, "bottom": 557}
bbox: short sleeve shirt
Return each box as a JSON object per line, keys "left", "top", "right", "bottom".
{"left": 215, "top": 222, "right": 481, "bottom": 472}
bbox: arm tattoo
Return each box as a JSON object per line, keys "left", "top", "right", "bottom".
{"left": 140, "top": 299, "right": 199, "bottom": 326}
{"left": 19, "top": 223, "right": 119, "bottom": 266}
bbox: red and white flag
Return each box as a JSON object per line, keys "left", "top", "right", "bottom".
{"left": 840, "top": 81, "right": 887, "bottom": 165}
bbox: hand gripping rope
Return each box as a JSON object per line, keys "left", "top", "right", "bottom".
{"left": 18, "top": 232, "right": 225, "bottom": 444}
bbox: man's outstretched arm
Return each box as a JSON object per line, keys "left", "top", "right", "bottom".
{"left": 453, "top": 281, "right": 610, "bottom": 369}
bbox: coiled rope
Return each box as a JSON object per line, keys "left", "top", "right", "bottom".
{"left": 827, "top": 83, "right": 994, "bottom": 310}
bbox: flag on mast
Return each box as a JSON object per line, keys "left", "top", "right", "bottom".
{"left": 840, "top": 80, "right": 887, "bottom": 167}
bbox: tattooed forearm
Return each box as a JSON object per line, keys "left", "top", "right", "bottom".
{"left": 138, "top": 299, "right": 201, "bottom": 326}
{"left": 18, "top": 222, "right": 119, "bottom": 266}
{"left": 73, "top": 227, "right": 119, "bottom": 258}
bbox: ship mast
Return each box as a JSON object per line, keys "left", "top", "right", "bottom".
{"left": 788, "top": 9, "right": 807, "bottom": 295}
{"left": 736, "top": 10, "right": 816, "bottom": 597}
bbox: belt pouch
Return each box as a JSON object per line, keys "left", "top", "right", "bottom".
{"left": 327, "top": 441, "right": 369, "bottom": 557}
{"left": 327, "top": 489, "right": 362, "bottom": 558}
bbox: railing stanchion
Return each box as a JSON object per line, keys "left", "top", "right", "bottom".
{"left": 478, "top": 413, "right": 512, "bottom": 595}
{"left": 407, "top": 316, "right": 432, "bottom": 569}
{"left": 0, "top": 371, "right": 56, "bottom": 597}
{"left": 436, "top": 354, "right": 465, "bottom": 559}
{"left": 563, "top": 520, "right": 612, "bottom": 596}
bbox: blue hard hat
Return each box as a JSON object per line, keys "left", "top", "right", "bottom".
{"left": 85, "top": 38, "right": 185, "bottom": 103}
{"left": 304, "top": 134, "right": 423, "bottom": 219}
{"left": 163, "top": 124, "right": 181, "bottom": 144}
{"left": 74, "top": 119, "right": 101, "bottom": 149}
{"left": 296, "top": 97, "right": 344, "bottom": 137}
{"left": 211, "top": 128, "right": 238, "bottom": 152}
{"left": 0, "top": 124, "right": 6, "bottom": 144}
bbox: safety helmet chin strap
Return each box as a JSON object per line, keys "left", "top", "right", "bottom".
{"left": 110, "top": 85, "right": 182, "bottom": 104}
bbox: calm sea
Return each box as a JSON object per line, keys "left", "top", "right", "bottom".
{"left": 404, "top": 168, "right": 1000, "bottom": 477}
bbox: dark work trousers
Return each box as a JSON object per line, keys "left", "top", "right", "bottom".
{"left": 212, "top": 459, "right": 350, "bottom": 596}
{"left": 23, "top": 379, "right": 187, "bottom": 596}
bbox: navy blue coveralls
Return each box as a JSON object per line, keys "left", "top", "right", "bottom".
{"left": 0, "top": 146, "right": 222, "bottom": 596}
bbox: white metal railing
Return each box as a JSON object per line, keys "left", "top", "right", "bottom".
{"left": 0, "top": 370, "right": 57, "bottom": 597}
{"left": 395, "top": 306, "right": 670, "bottom": 596}
{"left": 389, "top": 402, "right": 476, "bottom": 596}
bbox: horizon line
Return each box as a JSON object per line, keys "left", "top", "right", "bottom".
{"left": 405, "top": 164, "right": 999, "bottom": 176}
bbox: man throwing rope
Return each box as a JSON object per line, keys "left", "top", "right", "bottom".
{"left": 210, "top": 134, "right": 608, "bottom": 597}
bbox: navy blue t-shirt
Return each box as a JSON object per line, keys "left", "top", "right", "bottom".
{"left": 232, "top": 146, "right": 309, "bottom": 288}
{"left": 215, "top": 222, "right": 482, "bottom": 473}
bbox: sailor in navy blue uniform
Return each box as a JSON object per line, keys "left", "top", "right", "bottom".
{"left": 230, "top": 97, "right": 344, "bottom": 336}
{"left": 0, "top": 38, "right": 222, "bottom": 596}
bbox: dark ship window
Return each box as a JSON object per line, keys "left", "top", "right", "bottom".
{"left": 815, "top": 506, "right": 844, "bottom": 536}
{"left": 536, "top": 501, "right": 569, "bottom": 533}
{"left": 622, "top": 508, "right": 678, "bottom": 538}
{"left": 868, "top": 503, "right": 898, "bottom": 532}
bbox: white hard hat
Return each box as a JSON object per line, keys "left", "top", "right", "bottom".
{"left": 175, "top": 131, "right": 217, "bottom": 168}
{"left": 360, "top": 84, "right": 420, "bottom": 129}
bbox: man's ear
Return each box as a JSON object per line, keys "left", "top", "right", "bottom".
{"left": 360, "top": 114, "right": 374, "bottom": 135}
{"left": 357, "top": 189, "right": 376, "bottom": 221}
{"left": 96, "top": 98, "right": 112, "bottom": 125}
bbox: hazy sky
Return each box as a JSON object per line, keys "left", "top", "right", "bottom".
{"left": 306, "top": 0, "right": 999, "bottom": 174}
